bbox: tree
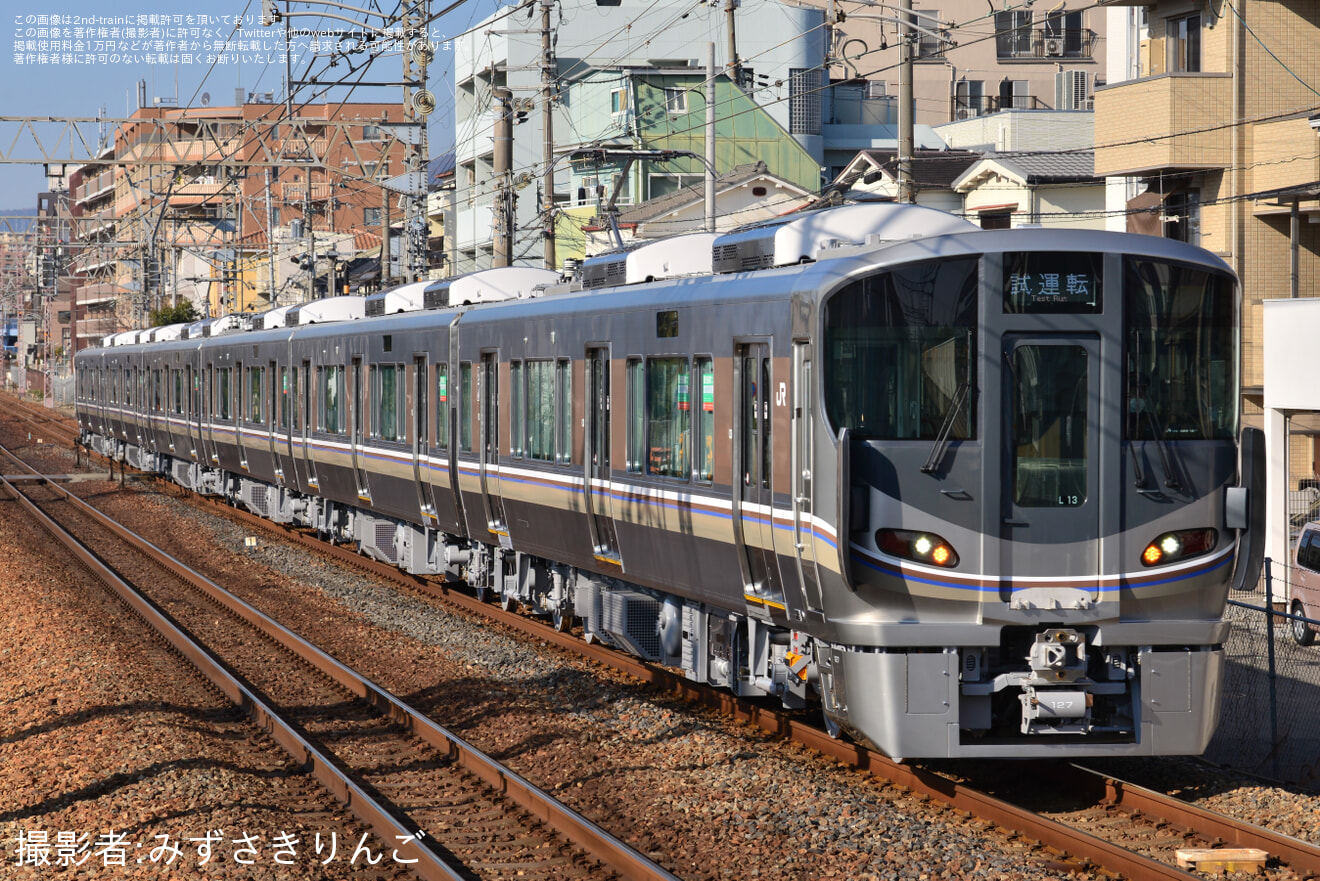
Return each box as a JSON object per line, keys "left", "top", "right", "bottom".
{"left": 148, "top": 300, "right": 199, "bottom": 327}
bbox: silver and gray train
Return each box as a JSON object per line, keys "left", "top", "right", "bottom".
{"left": 74, "top": 203, "right": 1265, "bottom": 760}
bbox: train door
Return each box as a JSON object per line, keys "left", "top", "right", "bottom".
{"left": 412, "top": 356, "right": 434, "bottom": 520}
{"left": 584, "top": 346, "right": 620, "bottom": 564}
{"left": 185, "top": 365, "right": 199, "bottom": 459}
{"left": 201, "top": 364, "right": 217, "bottom": 463}
{"left": 300, "top": 359, "right": 318, "bottom": 488}
{"left": 351, "top": 356, "right": 371, "bottom": 501}
{"left": 791, "top": 341, "right": 824, "bottom": 614}
{"left": 734, "top": 342, "right": 784, "bottom": 603}
{"left": 479, "top": 351, "right": 507, "bottom": 532}
{"left": 267, "top": 360, "right": 282, "bottom": 483}
{"left": 1001, "top": 334, "right": 1101, "bottom": 597}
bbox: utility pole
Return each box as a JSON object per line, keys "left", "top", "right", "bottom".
{"left": 706, "top": 43, "right": 716, "bottom": 233}
{"left": 725, "top": 0, "right": 742, "bottom": 90}
{"left": 305, "top": 169, "right": 316, "bottom": 301}
{"left": 265, "top": 168, "right": 277, "bottom": 305}
{"left": 493, "top": 88, "right": 514, "bottom": 268}
{"left": 401, "top": 1, "right": 433, "bottom": 282}
{"left": 897, "top": 0, "right": 916, "bottom": 203}
{"left": 381, "top": 184, "right": 391, "bottom": 285}
{"left": 540, "top": 0, "right": 557, "bottom": 272}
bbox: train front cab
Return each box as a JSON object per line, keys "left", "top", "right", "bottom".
{"left": 813, "top": 234, "right": 1262, "bottom": 759}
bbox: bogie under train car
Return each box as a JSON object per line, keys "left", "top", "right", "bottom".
{"left": 74, "top": 204, "right": 1264, "bottom": 759}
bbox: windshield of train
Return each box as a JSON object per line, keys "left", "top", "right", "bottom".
{"left": 823, "top": 258, "right": 978, "bottom": 440}
{"left": 1125, "top": 258, "right": 1236, "bottom": 441}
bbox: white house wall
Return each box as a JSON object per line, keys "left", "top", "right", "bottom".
{"left": 1264, "top": 299, "right": 1320, "bottom": 569}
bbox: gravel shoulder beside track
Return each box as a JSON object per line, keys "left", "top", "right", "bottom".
{"left": 0, "top": 488, "right": 412, "bottom": 880}
{"left": 6, "top": 412, "right": 1320, "bottom": 879}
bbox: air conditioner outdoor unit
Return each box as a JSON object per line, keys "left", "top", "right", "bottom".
{"left": 1045, "top": 38, "right": 1065, "bottom": 56}
{"left": 956, "top": 108, "right": 973, "bottom": 120}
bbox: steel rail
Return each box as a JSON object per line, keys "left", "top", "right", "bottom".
{"left": 44, "top": 405, "right": 1313, "bottom": 880}
{"left": 1066, "top": 766, "right": 1320, "bottom": 875}
{"left": 0, "top": 468, "right": 458, "bottom": 881}
{"left": 1, "top": 442, "right": 682, "bottom": 881}
{"left": 201, "top": 495, "right": 1206, "bottom": 880}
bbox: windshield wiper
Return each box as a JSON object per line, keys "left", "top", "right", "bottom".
{"left": 1139, "top": 407, "right": 1182, "bottom": 492}
{"left": 922, "top": 380, "right": 971, "bottom": 474}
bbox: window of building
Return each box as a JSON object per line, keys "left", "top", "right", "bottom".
{"left": 664, "top": 86, "right": 688, "bottom": 114}
{"left": 998, "top": 78, "right": 1030, "bottom": 110}
{"left": 434, "top": 362, "right": 449, "bottom": 449}
{"left": 955, "top": 79, "right": 985, "bottom": 118}
{"left": 362, "top": 124, "right": 382, "bottom": 140}
{"left": 1163, "top": 191, "right": 1201, "bottom": 245}
{"left": 648, "top": 173, "right": 704, "bottom": 200}
{"left": 789, "top": 68, "right": 822, "bottom": 135}
{"left": 980, "top": 211, "right": 1012, "bottom": 230}
{"left": 372, "top": 363, "right": 402, "bottom": 442}
{"left": 916, "top": 9, "right": 945, "bottom": 57}
{"left": 1168, "top": 14, "right": 1201, "bottom": 72}
{"left": 610, "top": 86, "right": 628, "bottom": 116}
{"left": 647, "top": 357, "right": 691, "bottom": 479}
{"left": 365, "top": 207, "right": 382, "bottom": 226}
{"left": 994, "top": 10, "right": 1033, "bottom": 57}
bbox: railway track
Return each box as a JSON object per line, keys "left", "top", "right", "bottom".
{"left": 0, "top": 438, "right": 682, "bottom": 881}
{"left": 9, "top": 396, "right": 1320, "bottom": 880}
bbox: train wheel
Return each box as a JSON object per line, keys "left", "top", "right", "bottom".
{"left": 1292, "top": 601, "right": 1316, "bottom": 646}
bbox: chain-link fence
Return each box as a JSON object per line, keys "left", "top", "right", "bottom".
{"left": 1209, "top": 559, "right": 1320, "bottom": 789}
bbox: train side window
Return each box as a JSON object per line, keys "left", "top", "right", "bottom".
{"left": 460, "top": 362, "right": 473, "bottom": 452}
{"left": 217, "top": 367, "right": 231, "bottom": 421}
{"left": 279, "top": 367, "right": 291, "bottom": 430}
{"left": 152, "top": 369, "right": 162, "bottom": 412}
{"left": 695, "top": 356, "right": 714, "bottom": 483}
{"left": 320, "top": 365, "right": 342, "bottom": 433}
{"left": 626, "top": 358, "right": 643, "bottom": 473}
{"left": 249, "top": 365, "right": 265, "bottom": 423}
{"left": 510, "top": 360, "right": 524, "bottom": 458}
{"left": 435, "top": 362, "right": 449, "bottom": 450}
{"left": 173, "top": 369, "right": 184, "bottom": 415}
{"left": 556, "top": 358, "right": 572, "bottom": 465}
{"left": 372, "top": 363, "right": 402, "bottom": 442}
{"left": 526, "top": 360, "right": 555, "bottom": 461}
{"left": 647, "top": 357, "right": 691, "bottom": 480}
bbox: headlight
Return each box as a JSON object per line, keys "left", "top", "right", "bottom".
{"left": 1141, "top": 528, "right": 1217, "bottom": 566}
{"left": 877, "top": 528, "right": 960, "bottom": 567}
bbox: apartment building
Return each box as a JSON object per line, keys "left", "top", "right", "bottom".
{"left": 1094, "top": 0, "right": 1320, "bottom": 437}
{"left": 68, "top": 93, "right": 408, "bottom": 344}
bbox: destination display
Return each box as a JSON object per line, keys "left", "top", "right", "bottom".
{"left": 1003, "top": 252, "right": 1103, "bottom": 313}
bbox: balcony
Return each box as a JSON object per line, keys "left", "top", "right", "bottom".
{"left": 954, "top": 95, "right": 1050, "bottom": 120}
{"left": 997, "top": 28, "right": 1098, "bottom": 60}
{"left": 1094, "top": 73, "right": 1233, "bottom": 177}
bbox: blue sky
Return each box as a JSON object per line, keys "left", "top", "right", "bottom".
{"left": 2, "top": 0, "right": 495, "bottom": 210}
